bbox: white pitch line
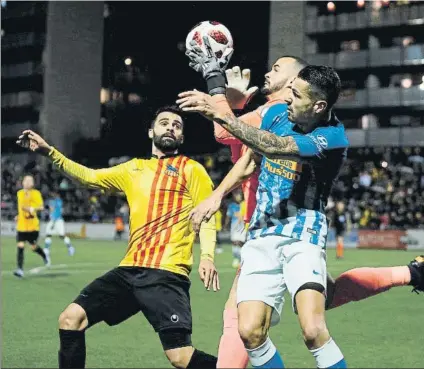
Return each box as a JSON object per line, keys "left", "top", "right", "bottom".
{"left": 2, "top": 262, "right": 104, "bottom": 275}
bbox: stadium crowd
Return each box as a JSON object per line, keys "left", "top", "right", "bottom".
{"left": 2, "top": 146, "right": 423, "bottom": 230}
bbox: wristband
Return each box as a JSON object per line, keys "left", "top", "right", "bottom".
{"left": 206, "top": 73, "right": 226, "bottom": 96}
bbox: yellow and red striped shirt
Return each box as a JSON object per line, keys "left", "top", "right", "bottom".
{"left": 16, "top": 189, "right": 44, "bottom": 232}
{"left": 49, "top": 148, "right": 216, "bottom": 277}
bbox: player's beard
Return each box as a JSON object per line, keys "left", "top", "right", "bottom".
{"left": 153, "top": 133, "right": 182, "bottom": 153}
{"left": 261, "top": 80, "right": 286, "bottom": 96}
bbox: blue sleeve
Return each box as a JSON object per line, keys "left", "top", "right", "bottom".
{"left": 58, "top": 199, "right": 63, "bottom": 208}
{"left": 259, "top": 103, "right": 288, "bottom": 131}
{"left": 226, "top": 204, "right": 234, "bottom": 218}
{"left": 292, "top": 126, "right": 349, "bottom": 159}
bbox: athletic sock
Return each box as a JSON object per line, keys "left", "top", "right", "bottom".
{"left": 45, "top": 236, "right": 52, "bottom": 250}
{"left": 310, "top": 338, "right": 346, "bottom": 368}
{"left": 247, "top": 336, "right": 285, "bottom": 368}
{"left": 329, "top": 266, "right": 411, "bottom": 309}
{"left": 58, "top": 329, "right": 86, "bottom": 368}
{"left": 64, "top": 236, "right": 72, "bottom": 248}
{"left": 33, "top": 245, "right": 47, "bottom": 261}
{"left": 17, "top": 247, "right": 24, "bottom": 269}
{"left": 232, "top": 246, "right": 241, "bottom": 260}
{"left": 186, "top": 349, "right": 217, "bottom": 369}
{"left": 217, "top": 308, "right": 249, "bottom": 368}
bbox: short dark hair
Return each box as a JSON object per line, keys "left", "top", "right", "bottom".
{"left": 151, "top": 105, "right": 184, "bottom": 128}
{"left": 279, "top": 55, "right": 309, "bottom": 69}
{"left": 297, "top": 65, "right": 341, "bottom": 109}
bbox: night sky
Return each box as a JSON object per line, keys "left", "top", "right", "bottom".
{"left": 80, "top": 1, "right": 272, "bottom": 162}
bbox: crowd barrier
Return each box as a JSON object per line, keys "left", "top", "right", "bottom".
{"left": 1, "top": 221, "right": 423, "bottom": 250}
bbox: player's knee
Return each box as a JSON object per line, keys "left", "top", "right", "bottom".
{"left": 165, "top": 346, "right": 194, "bottom": 369}
{"left": 58, "top": 303, "right": 88, "bottom": 331}
{"left": 17, "top": 242, "right": 25, "bottom": 249}
{"left": 238, "top": 320, "right": 268, "bottom": 349}
{"left": 301, "top": 320, "right": 328, "bottom": 345}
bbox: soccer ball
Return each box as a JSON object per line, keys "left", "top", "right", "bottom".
{"left": 185, "top": 20, "right": 233, "bottom": 59}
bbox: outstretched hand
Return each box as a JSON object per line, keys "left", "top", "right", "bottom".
{"left": 226, "top": 66, "right": 259, "bottom": 110}
{"left": 189, "top": 192, "right": 223, "bottom": 234}
{"left": 176, "top": 90, "right": 225, "bottom": 121}
{"left": 16, "top": 130, "right": 52, "bottom": 156}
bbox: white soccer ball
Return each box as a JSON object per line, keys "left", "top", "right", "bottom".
{"left": 185, "top": 20, "right": 233, "bottom": 59}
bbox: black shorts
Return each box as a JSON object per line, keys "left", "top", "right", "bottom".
{"left": 74, "top": 267, "right": 192, "bottom": 333}
{"left": 16, "top": 231, "right": 39, "bottom": 244}
{"left": 335, "top": 227, "right": 346, "bottom": 237}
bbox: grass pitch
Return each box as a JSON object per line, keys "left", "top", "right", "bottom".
{"left": 1, "top": 237, "right": 423, "bottom": 368}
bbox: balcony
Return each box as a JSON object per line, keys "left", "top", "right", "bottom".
{"left": 336, "top": 86, "right": 424, "bottom": 109}
{"left": 306, "top": 4, "right": 424, "bottom": 34}
{"left": 307, "top": 44, "right": 424, "bottom": 70}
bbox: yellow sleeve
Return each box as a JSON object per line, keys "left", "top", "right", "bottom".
{"left": 34, "top": 190, "right": 44, "bottom": 209}
{"left": 187, "top": 162, "right": 217, "bottom": 261}
{"left": 49, "top": 147, "right": 129, "bottom": 192}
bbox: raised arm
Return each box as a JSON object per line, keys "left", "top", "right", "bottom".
{"left": 49, "top": 147, "right": 128, "bottom": 191}
{"left": 211, "top": 66, "right": 260, "bottom": 145}
{"left": 178, "top": 92, "right": 299, "bottom": 159}
{"left": 16, "top": 130, "right": 127, "bottom": 192}
{"left": 212, "top": 112, "right": 299, "bottom": 159}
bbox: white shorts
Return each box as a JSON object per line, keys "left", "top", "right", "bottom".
{"left": 237, "top": 235, "right": 327, "bottom": 326}
{"left": 230, "top": 222, "right": 247, "bottom": 243}
{"left": 45, "top": 219, "right": 66, "bottom": 237}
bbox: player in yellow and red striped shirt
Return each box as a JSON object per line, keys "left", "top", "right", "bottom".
{"left": 17, "top": 105, "right": 219, "bottom": 369}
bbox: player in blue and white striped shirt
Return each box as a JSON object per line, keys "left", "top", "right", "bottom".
{"left": 44, "top": 192, "right": 75, "bottom": 264}
{"left": 181, "top": 65, "right": 348, "bottom": 369}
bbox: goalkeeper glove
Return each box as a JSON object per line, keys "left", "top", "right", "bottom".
{"left": 185, "top": 36, "right": 233, "bottom": 96}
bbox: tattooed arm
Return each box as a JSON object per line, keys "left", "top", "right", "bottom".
{"left": 177, "top": 90, "right": 299, "bottom": 159}
{"left": 213, "top": 113, "right": 299, "bottom": 159}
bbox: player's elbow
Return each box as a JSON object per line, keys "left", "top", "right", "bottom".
{"left": 262, "top": 147, "right": 298, "bottom": 160}
{"left": 260, "top": 147, "right": 280, "bottom": 159}
{"left": 214, "top": 132, "right": 232, "bottom": 144}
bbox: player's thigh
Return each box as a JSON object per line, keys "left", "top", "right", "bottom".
{"left": 73, "top": 267, "right": 139, "bottom": 327}
{"left": 134, "top": 268, "right": 193, "bottom": 335}
{"left": 295, "top": 288, "right": 327, "bottom": 337}
{"left": 28, "top": 231, "right": 39, "bottom": 246}
{"left": 16, "top": 232, "right": 26, "bottom": 247}
{"left": 282, "top": 241, "right": 327, "bottom": 313}
{"left": 16, "top": 231, "right": 38, "bottom": 245}
{"left": 45, "top": 221, "right": 55, "bottom": 235}
{"left": 237, "top": 236, "right": 285, "bottom": 327}
{"left": 56, "top": 219, "right": 66, "bottom": 236}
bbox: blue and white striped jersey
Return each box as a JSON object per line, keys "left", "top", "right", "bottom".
{"left": 248, "top": 103, "right": 349, "bottom": 248}
{"left": 49, "top": 198, "right": 63, "bottom": 221}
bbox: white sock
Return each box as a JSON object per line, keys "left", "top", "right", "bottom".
{"left": 310, "top": 338, "right": 344, "bottom": 368}
{"left": 246, "top": 336, "right": 277, "bottom": 367}
{"left": 232, "top": 246, "right": 241, "bottom": 259}
{"left": 64, "top": 236, "right": 71, "bottom": 247}
{"left": 44, "top": 237, "right": 52, "bottom": 249}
